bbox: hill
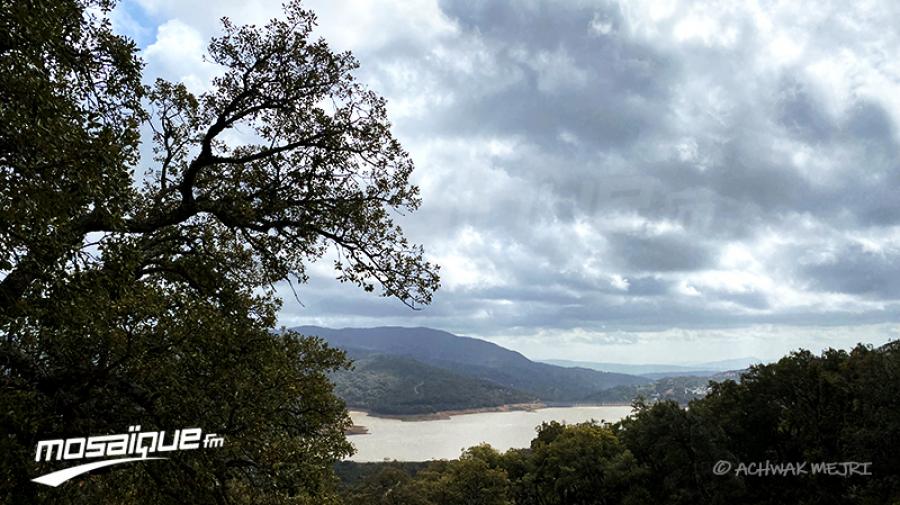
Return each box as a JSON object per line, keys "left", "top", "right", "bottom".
{"left": 293, "top": 326, "right": 650, "bottom": 403}
{"left": 583, "top": 370, "right": 745, "bottom": 405}
{"left": 331, "top": 349, "right": 535, "bottom": 415}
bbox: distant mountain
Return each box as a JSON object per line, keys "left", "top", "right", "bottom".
{"left": 332, "top": 349, "right": 534, "bottom": 416}
{"left": 690, "top": 357, "right": 764, "bottom": 370}
{"left": 543, "top": 359, "right": 718, "bottom": 377}
{"left": 544, "top": 356, "right": 765, "bottom": 378}
{"left": 292, "top": 326, "right": 650, "bottom": 403}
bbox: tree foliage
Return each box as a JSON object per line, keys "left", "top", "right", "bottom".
{"left": 0, "top": 0, "right": 438, "bottom": 502}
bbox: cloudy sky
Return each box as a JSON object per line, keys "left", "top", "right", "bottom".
{"left": 114, "top": 0, "right": 900, "bottom": 363}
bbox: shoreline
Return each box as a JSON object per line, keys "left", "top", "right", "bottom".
{"left": 344, "top": 424, "right": 369, "bottom": 435}
{"left": 347, "top": 402, "right": 633, "bottom": 425}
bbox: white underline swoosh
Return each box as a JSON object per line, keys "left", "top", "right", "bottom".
{"left": 32, "top": 457, "right": 167, "bottom": 487}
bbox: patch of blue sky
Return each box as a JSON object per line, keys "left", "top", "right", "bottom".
{"left": 111, "top": 0, "right": 159, "bottom": 48}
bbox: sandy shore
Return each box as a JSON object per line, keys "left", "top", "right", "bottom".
{"left": 348, "top": 401, "right": 633, "bottom": 424}
{"left": 344, "top": 424, "right": 369, "bottom": 435}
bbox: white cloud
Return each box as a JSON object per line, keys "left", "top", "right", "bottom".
{"left": 142, "top": 19, "right": 221, "bottom": 91}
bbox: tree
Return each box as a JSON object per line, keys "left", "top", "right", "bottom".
{"left": 526, "top": 421, "right": 646, "bottom": 505}
{"left": 343, "top": 465, "right": 434, "bottom": 505}
{"left": 415, "top": 448, "right": 512, "bottom": 505}
{"left": 693, "top": 346, "right": 900, "bottom": 505}
{"left": 0, "top": 0, "right": 439, "bottom": 502}
{"left": 615, "top": 400, "right": 739, "bottom": 505}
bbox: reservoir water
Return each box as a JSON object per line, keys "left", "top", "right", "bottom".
{"left": 347, "top": 405, "right": 634, "bottom": 461}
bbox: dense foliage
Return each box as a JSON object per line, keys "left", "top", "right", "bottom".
{"left": 0, "top": 0, "right": 437, "bottom": 502}
{"left": 342, "top": 344, "right": 900, "bottom": 505}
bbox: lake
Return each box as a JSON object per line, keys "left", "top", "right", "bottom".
{"left": 347, "top": 405, "right": 634, "bottom": 461}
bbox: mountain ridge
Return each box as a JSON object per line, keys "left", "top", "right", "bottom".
{"left": 292, "top": 325, "right": 651, "bottom": 405}
{"left": 331, "top": 350, "right": 536, "bottom": 415}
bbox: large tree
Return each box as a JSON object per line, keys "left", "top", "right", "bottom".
{"left": 0, "top": 0, "right": 439, "bottom": 503}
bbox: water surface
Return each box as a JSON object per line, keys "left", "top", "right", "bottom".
{"left": 347, "top": 405, "right": 633, "bottom": 461}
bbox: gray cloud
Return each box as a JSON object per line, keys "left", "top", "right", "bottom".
{"left": 605, "top": 231, "right": 714, "bottom": 272}
{"left": 799, "top": 242, "right": 900, "bottom": 299}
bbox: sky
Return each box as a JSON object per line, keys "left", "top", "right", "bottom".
{"left": 113, "top": 0, "right": 900, "bottom": 364}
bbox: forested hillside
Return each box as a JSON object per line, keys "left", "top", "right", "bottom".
{"left": 331, "top": 350, "right": 535, "bottom": 415}
{"left": 295, "top": 326, "right": 650, "bottom": 404}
